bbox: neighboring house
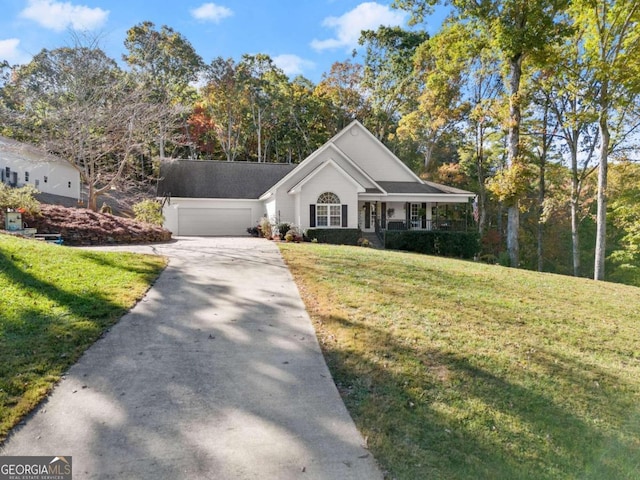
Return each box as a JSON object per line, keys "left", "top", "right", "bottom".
{"left": 158, "top": 120, "right": 476, "bottom": 236}
{"left": 0, "top": 136, "right": 81, "bottom": 203}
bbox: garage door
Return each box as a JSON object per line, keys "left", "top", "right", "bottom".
{"left": 178, "top": 208, "right": 252, "bottom": 236}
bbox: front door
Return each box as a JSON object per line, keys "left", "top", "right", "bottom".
{"left": 359, "top": 202, "right": 376, "bottom": 232}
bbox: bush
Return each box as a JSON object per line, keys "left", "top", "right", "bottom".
{"left": 258, "top": 217, "right": 272, "bottom": 239}
{"left": 133, "top": 199, "right": 164, "bottom": 226}
{"left": 385, "top": 230, "right": 480, "bottom": 259}
{"left": 0, "top": 183, "right": 40, "bottom": 214}
{"left": 276, "top": 222, "right": 291, "bottom": 236}
{"left": 305, "top": 228, "right": 360, "bottom": 245}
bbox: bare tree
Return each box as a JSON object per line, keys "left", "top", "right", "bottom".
{"left": 13, "top": 38, "right": 163, "bottom": 210}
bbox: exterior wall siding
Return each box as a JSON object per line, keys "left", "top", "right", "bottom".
{"left": 0, "top": 155, "right": 80, "bottom": 199}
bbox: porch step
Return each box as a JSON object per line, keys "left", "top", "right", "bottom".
{"left": 362, "top": 232, "right": 384, "bottom": 249}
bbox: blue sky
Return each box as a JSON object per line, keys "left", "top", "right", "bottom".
{"left": 0, "top": 0, "right": 445, "bottom": 83}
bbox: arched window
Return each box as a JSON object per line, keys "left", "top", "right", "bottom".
{"left": 317, "top": 192, "right": 340, "bottom": 204}
{"left": 316, "top": 192, "right": 341, "bottom": 227}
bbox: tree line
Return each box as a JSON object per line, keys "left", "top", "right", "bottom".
{"left": 0, "top": 1, "right": 639, "bottom": 285}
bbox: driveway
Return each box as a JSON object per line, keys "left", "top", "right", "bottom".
{"left": 1, "top": 237, "right": 382, "bottom": 479}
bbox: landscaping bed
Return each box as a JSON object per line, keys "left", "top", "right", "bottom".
{"left": 22, "top": 204, "right": 171, "bottom": 246}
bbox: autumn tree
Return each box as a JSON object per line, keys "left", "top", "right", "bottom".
{"left": 315, "top": 60, "right": 371, "bottom": 134}
{"left": 395, "top": 0, "right": 571, "bottom": 267}
{"left": 200, "top": 57, "right": 247, "bottom": 161}
{"left": 123, "top": 21, "right": 203, "bottom": 159}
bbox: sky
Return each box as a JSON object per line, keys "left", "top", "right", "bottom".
{"left": 0, "top": 0, "right": 446, "bottom": 83}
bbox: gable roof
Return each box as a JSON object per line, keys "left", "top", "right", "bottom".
{"left": 158, "top": 160, "right": 297, "bottom": 199}
{"left": 288, "top": 158, "right": 367, "bottom": 194}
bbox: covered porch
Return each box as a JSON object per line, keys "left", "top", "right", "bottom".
{"left": 358, "top": 200, "right": 473, "bottom": 234}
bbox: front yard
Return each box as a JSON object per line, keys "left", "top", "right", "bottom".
{"left": 280, "top": 243, "right": 640, "bottom": 480}
{"left": 0, "top": 235, "right": 166, "bottom": 441}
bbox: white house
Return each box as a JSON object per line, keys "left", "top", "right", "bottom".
{"left": 159, "top": 120, "right": 476, "bottom": 236}
{"left": 0, "top": 136, "right": 81, "bottom": 202}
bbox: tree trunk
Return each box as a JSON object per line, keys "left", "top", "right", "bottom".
{"left": 594, "top": 86, "right": 610, "bottom": 281}
{"left": 506, "top": 55, "right": 523, "bottom": 268}
{"left": 571, "top": 196, "right": 581, "bottom": 277}
{"left": 537, "top": 166, "right": 545, "bottom": 272}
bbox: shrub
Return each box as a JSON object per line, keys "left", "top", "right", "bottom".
{"left": 133, "top": 199, "right": 164, "bottom": 226}
{"left": 247, "top": 226, "right": 260, "bottom": 237}
{"left": 385, "top": 230, "right": 480, "bottom": 259}
{"left": 258, "top": 216, "right": 272, "bottom": 239}
{"left": 276, "top": 222, "right": 291, "bottom": 237}
{"left": 284, "top": 225, "right": 303, "bottom": 242}
{"left": 305, "top": 228, "right": 360, "bottom": 245}
{"left": 0, "top": 183, "right": 40, "bottom": 215}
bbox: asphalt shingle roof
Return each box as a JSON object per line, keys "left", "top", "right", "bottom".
{"left": 377, "top": 181, "right": 469, "bottom": 194}
{"left": 158, "top": 159, "right": 298, "bottom": 199}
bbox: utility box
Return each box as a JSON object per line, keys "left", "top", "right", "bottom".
{"left": 5, "top": 211, "right": 22, "bottom": 231}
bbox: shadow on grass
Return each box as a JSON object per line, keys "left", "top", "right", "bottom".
{"left": 317, "top": 312, "right": 640, "bottom": 480}
{"left": 0, "top": 248, "right": 160, "bottom": 439}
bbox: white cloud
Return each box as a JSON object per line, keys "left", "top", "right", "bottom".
{"left": 311, "top": 2, "right": 406, "bottom": 52}
{"left": 190, "top": 3, "right": 233, "bottom": 23}
{"left": 0, "top": 38, "right": 30, "bottom": 65}
{"left": 273, "top": 54, "right": 316, "bottom": 76}
{"left": 20, "top": 0, "right": 109, "bottom": 32}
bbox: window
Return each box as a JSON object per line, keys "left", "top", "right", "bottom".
{"left": 5, "top": 167, "right": 9, "bottom": 178}
{"left": 25, "top": 171, "right": 29, "bottom": 182}
{"left": 410, "top": 203, "right": 421, "bottom": 229}
{"left": 316, "top": 192, "right": 341, "bottom": 227}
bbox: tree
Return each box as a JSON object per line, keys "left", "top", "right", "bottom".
{"left": 12, "top": 42, "right": 161, "bottom": 210}
{"left": 359, "top": 26, "right": 429, "bottom": 142}
{"left": 570, "top": 0, "right": 640, "bottom": 280}
{"left": 396, "top": 22, "right": 468, "bottom": 172}
{"left": 315, "top": 60, "right": 371, "bottom": 134}
{"left": 200, "top": 57, "right": 247, "bottom": 161}
{"left": 237, "top": 54, "right": 289, "bottom": 162}
{"left": 395, "top": 0, "right": 571, "bottom": 267}
{"left": 123, "top": 21, "right": 203, "bottom": 159}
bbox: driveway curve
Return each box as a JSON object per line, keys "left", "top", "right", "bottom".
{"left": 1, "top": 237, "right": 382, "bottom": 479}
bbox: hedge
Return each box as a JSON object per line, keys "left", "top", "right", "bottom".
{"left": 385, "top": 230, "right": 480, "bottom": 259}
{"left": 305, "top": 228, "right": 360, "bottom": 245}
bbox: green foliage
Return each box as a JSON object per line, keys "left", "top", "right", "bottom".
{"left": 276, "top": 222, "right": 291, "bottom": 236}
{"left": 0, "top": 183, "right": 41, "bottom": 216}
{"left": 305, "top": 228, "right": 360, "bottom": 245}
{"left": 133, "top": 199, "right": 164, "bottom": 226}
{"left": 385, "top": 230, "right": 480, "bottom": 259}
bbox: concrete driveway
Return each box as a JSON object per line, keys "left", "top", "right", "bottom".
{"left": 1, "top": 237, "right": 382, "bottom": 479}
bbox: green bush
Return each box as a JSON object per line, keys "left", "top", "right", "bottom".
{"left": 133, "top": 199, "right": 164, "bottom": 226}
{"left": 276, "top": 222, "right": 291, "bottom": 236}
{"left": 385, "top": 230, "right": 480, "bottom": 259}
{"left": 0, "top": 183, "right": 40, "bottom": 215}
{"left": 305, "top": 228, "right": 360, "bottom": 245}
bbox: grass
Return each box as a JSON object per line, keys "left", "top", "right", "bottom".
{"left": 279, "top": 243, "right": 640, "bottom": 480}
{"left": 0, "top": 235, "right": 166, "bottom": 442}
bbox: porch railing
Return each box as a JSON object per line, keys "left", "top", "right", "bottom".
{"left": 385, "top": 219, "right": 469, "bottom": 232}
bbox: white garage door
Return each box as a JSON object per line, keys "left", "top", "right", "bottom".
{"left": 178, "top": 208, "right": 252, "bottom": 236}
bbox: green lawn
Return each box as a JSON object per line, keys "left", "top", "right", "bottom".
{"left": 279, "top": 243, "right": 640, "bottom": 480}
{"left": 0, "top": 235, "right": 166, "bottom": 441}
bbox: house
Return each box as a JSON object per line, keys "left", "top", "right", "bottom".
{"left": 158, "top": 120, "right": 476, "bottom": 236}
{"left": 0, "top": 136, "right": 81, "bottom": 204}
